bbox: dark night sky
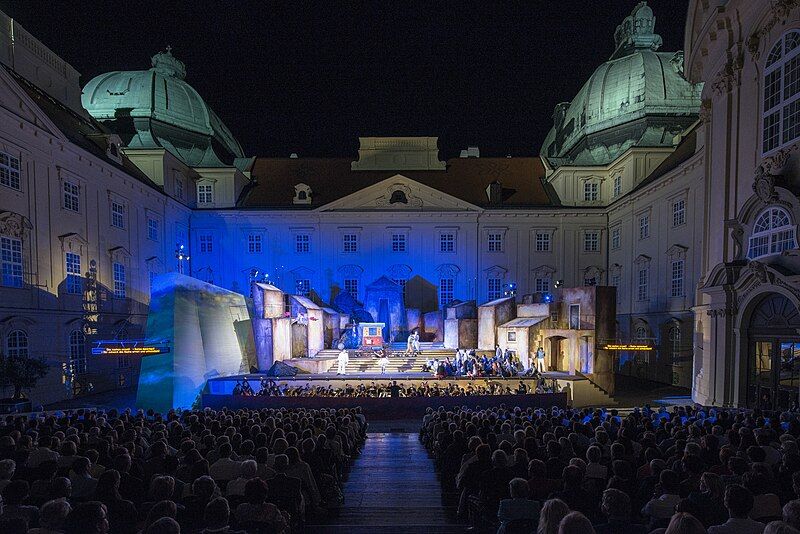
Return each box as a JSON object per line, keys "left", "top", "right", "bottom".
{"left": 2, "top": 1, "right": 690, "bottom": 159}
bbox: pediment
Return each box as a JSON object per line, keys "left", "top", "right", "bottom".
{"left": 0, "top": 68, "right": 62, "bottom": 140}
{"left": 316, "top": 175, "right": 483, "bottom": 212}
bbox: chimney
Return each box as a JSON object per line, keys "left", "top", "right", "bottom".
{"left": 486, "top": 181, "right": 503, "bottom": 206}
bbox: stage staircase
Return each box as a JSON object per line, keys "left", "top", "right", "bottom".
{"left": 317, "top": 342, "right": 455, "bottom": 374}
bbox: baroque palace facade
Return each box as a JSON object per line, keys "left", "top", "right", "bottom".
{"left": 0, "top": 1, "right": 797, "bottom": 409}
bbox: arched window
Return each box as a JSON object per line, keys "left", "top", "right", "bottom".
{"left": 668, "top": 325, "right": 681, "bottom": 363}
{"left": 6, "top": 330, "right": 28, "bottom": 357}
{"left": 68, "top": 329, "right": 86, "bottom": 374}
{"left": 763, "top": 30, "right": 800, "bottom": 153}
{"left": 748, "top": 207, "right": 797, "bottom": 259}
{"left": 634, "top": 323, "right": 650, "bottom": 340}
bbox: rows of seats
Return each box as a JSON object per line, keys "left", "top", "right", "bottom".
{"left": 421, "top": 404, "right": 800, "bottom": 533}
{"left": 0, "top": 406, "right": 366, "bottom": 533}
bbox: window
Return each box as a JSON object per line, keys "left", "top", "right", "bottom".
{"left": 763, "top": 30, "right": 800, "bottom": 153}
{"left": 613, "top": 176, "right": 622, "bottom": 198}
{"left": 392, "top": 278, "right": 407, "bottom": 296}
{"left": 672, "top": 199, "right": 686, "bottom": 227}
{"left": 488, "top": 278, "right": 502, "bottom": 300}
{"left": 440, "top": 233, "right": 455, "bottom": 253}
{"left": 197, "top": 184, "right": 214, "bottom": 204}
{"left": 535, "top": 277, "right": 550, "bottom": 293}
{"left": 111, "top": 201, "right": 125, "bottom": 229}
{"left": 583, "top": 231, "right": 599, "bottom": 252}
{"left": 610, "top": 272, "right": 621, "bottom": 288}
{"left": 5, "top": 330, "right": 28, "bottom": 357}
{"left": 199, "top": 235, "right": 213, "bottom": 253}
{"left": 671, "top": 260, "right": 685, "bottom": 297}
{"left": 637, "top": 267, "right": 649, "bottom": 301}
{"left": 535, "top": 232, "right": 551, "bottom": 252}
{"left": 68, "top": 330, "right": 86, "bottom": 374}
{"left": 439, "top": 278, "right": 454, "bottom": 306}
{"left": 748, "top": 207, "right": 797, "bottom": 259}
{"left": 65, "top": 252, "right": 81, "bottom": 295}
{"left": 634, "top": 325, "right": 649, "bottom": 341}
{"left": 391, "top": 233, "right": 407, "bottom": 252}
{"left": 175, "top": 177, "right": 184, "bottom": 200}
{"left": 248, "top": 234, "right": 262, "bottom": 254}
{"left": 296, "top": 279, "right": 310, "bottom": 296}
{"left": 639, "top": 215, "right": 650, "bottom": 239}
{"left": 1, "top": 236, "right": 23, "bottom": 288}
{"left": 147, "top": 218, "right": 159, "bottom": 241}
{"left": 344, "top": 278, "right": 358, "bottom": 300}
{"left": 668, "top": 325, "right": 682, "bottom": 363}
{"left": 149, "top": 270, "right": 157, "bottom": 290}
{"left": 611, "top": 227, "right": 621, "bottom": 250}
{"left": 487, "top": 232, "right": 503, "bottom": 252}
{"left": 63, "top": 181, "right": 79, "bottom": 212}
{"left": 0, "top": 151, "right": 20, "bottom": 190}
{"left": 507, "top": 331, "right": 517, "bottom": 342}
{"left": 113, "top": 262, "right": 126, "bottom": 298}
{"left": 343, "top": 233, "right": 358, "bottom": 253}
{"left": 583, "top": 182, "right": 599, "bottom": 202}
{"left": 296, "top": 234, "right": 310, "bottom": 253}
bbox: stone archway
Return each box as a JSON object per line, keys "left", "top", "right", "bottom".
{"left": 740, "top": 292, "right": 800, "bottom": 410}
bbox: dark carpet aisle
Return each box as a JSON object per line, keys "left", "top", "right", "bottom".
{"left": 307, "top": 432, "right": 465, "bottom": 533}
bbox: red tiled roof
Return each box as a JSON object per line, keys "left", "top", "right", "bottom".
{"left": 239, "top": 156, "right": 553, "bottom": 209}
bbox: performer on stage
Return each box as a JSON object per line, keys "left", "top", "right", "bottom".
{"left": 412, "top": 331, "right": 420, "bottom": 355}
{"left": 337, "top": 346, "right": 349, "bottom": 375}
{"left": 536, "top": 346, "right": 546, "bottom": 373}
{"left": 379, "top": 352, "right": 390, "bottom": 374}
{"left": 405, "top": 331, "right": 414, "bottom": 355}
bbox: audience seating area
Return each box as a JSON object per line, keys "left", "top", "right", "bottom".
{"left": 0, "top": 407, "right": 366, "bottom": 533}
{"left": 421, "top": 404, "right": 800, "bottom": 533}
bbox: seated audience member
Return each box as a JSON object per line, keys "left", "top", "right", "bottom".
{"left": 549, "top": 464, "right": 595, "bottom": 521}
{"left": 63, "top": 501, "right": 109, "bottom": 534}
{"left": 93, "top": 469, "right": 137, "bottom": 534}
{"left": 0, "top": 459, "right": 15, "bottom": 494}
{"left": 27, "top": 499, "right": 71, "bottom": 534}
{"left": 595, "top": 488, "right": 647, "bottom": 534}
{"left": 784, "top": 500, "right": 800, "bottom": 530}
{"left": 558, "top": 510, "right": 595, "bottom": 534}
{"left": 68, "top": 456, "right": 98, "bottom": 500}
{"left": 743, "top": 471, "right": 782, "bottom": 521}
{"left": 234, "top": 478, "right": 288, "bottom": 534}
{"left": 226, "top": 459, "right": 258, "bottom": 497}
{"left": 0, "top": 480, "right": 39, "bottom": 529}
{"left": 267, "top": 454, "right": 304, "bottom": 520}
{"left": 145, "top": 516, "right": 180, "bottom": 534}
{"left": 708, "top": 484, "right": 767, "bottom": 534}
{"left": 661, "top": 512, "right": 707, "bottom": 534}
{"left": 641, "top": 470, "right": 682, "bottom": 530}
{"left": 497, "top": 477, "right": 540, "bottom": 534}
{"left": 200, "top": 497, "right": 244, "bottom": 534}
{"left": 538, "top": 498, "right": 570, "bottom": 534}
{"left": 208, "top": 443, "right": 241, "bottom": 483}
{"left": 762, "top": 521, "right": 800, "bottom": 534}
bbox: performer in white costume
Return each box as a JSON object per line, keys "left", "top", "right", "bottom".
{"left": 337, "top": 347, "right": 349, "bottom": 375}
{"left": 412, "top": 331, "right": 420, "bottom": 355}
{"left": 379, "top": 353, "right": 390, "bottom": 374}
{"left": 406, "top": 332, "right": 415, "bottom": 355}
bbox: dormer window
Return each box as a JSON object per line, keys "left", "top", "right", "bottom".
{"left": 293, "top": 183, "right": 312, "bottom": 205}
{"left": 748, "top": 207, "right": 797, "bottom": 259}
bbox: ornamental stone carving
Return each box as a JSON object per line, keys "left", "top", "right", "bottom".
{"left": 747, "top": 0, "right": 800, "bottom": 60}
{"left": 711, "top": 55, "right": 743, "bottom": 95}
{"left": 375, "top": 183, "right": 423, "bottom": 208}
{"left": 698, "top": 99, "right": 712, "bottom": 123}
{"left": 0, "top": 211, "right": 32, "bottom": 239}
{"left": 753, "top": 164, "right": 778, "bottom": 203}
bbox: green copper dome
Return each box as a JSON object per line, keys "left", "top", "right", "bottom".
{"left": 541, "top": 2, "right": 702, "bottom": 167}
{"left": 81, "top": 49, "right": 245, "bottom": 167}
